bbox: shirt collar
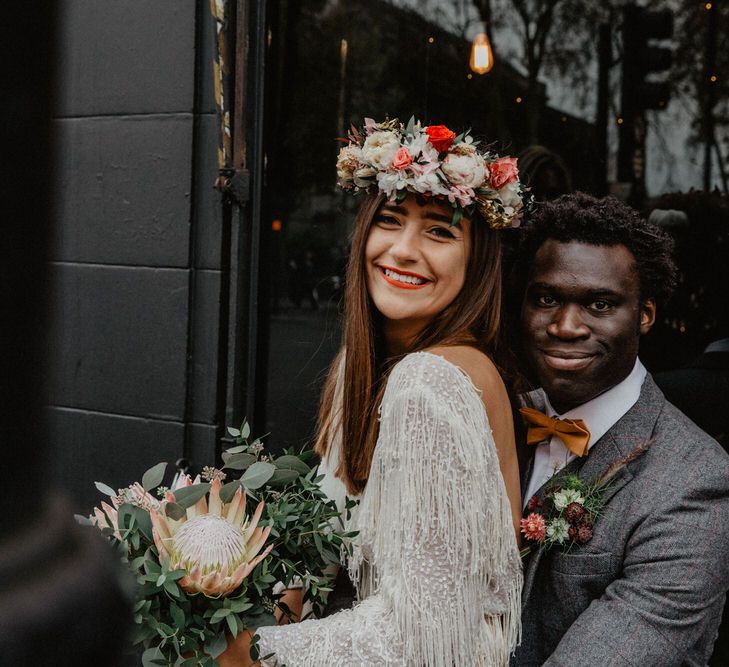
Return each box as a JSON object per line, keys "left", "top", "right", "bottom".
{"left": 540, "top": 358, "right": 647, "bottom": 450}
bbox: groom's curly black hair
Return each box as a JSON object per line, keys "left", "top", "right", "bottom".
{"left": 515, "top": 192, "right": 677, "bottom": 307}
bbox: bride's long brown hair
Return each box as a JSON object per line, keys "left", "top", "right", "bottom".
{"left": 315, "top": 192, "right": 505, "bottom": 495}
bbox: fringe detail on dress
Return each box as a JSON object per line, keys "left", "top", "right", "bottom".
{"left": 347, "top": 352, "right": 522, "bottom": 666}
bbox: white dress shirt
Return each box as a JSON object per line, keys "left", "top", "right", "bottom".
{"left": 523, "top": 358, "right": 647, "bottom": 507}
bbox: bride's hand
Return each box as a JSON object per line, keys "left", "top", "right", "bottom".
{"left": 216, "top": 628, "right": 259, "bottom": 667}
{"left": 274, "top": 587, "right": 304, "bottom": 624}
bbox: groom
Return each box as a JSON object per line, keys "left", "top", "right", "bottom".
{"left": 511, "top": 193, "right": 729, "bottom": 666}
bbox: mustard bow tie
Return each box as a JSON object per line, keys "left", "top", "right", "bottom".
{"left": 519, "top": 407, "right": 591, "bottom": 457}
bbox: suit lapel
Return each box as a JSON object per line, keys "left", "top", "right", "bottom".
{"left": 520, "top": 374, "right": 666, "bottom": 605}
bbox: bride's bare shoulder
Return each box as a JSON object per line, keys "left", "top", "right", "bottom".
{"left": 422, "top": 345, "right": 505, "bottom": 398}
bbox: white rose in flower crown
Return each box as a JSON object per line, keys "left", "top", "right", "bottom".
{"left": 353, "top": 165, "right": 377, "bottom": 188}
{"left": 407, "top": 132, "right": 439, "bottom": 163}
{"left": 441, "top": 152, "right": 487, "bottom": 189}
{"left": 361, "top": 130, "right": 401, "bottom": 170}
{"left": 336, "top": 145, "right": 363, "bottom": 183}
{"left": 498, "top": 180, "right": 523, "bottom": 215}
{"left": 377, "top": 170, "right": 409, "bottom": 199}
{"left": 411, "top": 170, "right": 449, "bottom": 197}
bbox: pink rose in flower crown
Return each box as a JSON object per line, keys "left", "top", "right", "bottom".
{"left": 520, "top": 512, "right": 546, "bottom": 543}
{"left": 392, "top": 147, "right": 413, "bottom": 170}
{"left": 425, "top": 124, "right": 456, "bottom": 153}
{"left": 489, "top": 157, "right": 519, "bottom": 189}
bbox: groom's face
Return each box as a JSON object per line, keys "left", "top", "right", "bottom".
{"left": 521, "top": 239, "right": 656, "bottom": 414}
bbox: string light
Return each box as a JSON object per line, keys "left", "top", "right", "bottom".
{"left": 469, "top": 32, "right": 494, "bottom": 74}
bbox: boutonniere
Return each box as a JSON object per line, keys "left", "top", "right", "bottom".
{"left": 520, "top": 441, "right": 652, "bottom": 557}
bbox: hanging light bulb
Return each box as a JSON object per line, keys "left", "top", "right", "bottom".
{"left": 470, "top": 31, "right": 494, "bottom": 75}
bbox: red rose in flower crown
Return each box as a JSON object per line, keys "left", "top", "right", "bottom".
{"left": 425, "top": 124, "right": 456, "bottom": 153}
{"left": 489, "top": 156, "right": 519, "bottom": 189}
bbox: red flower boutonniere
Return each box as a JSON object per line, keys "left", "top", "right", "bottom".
{"left": 520, "top": 441, "right": 652, "bottom": 557}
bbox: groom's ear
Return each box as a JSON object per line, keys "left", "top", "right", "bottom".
{"left": 639, "top": 298, "right": 656, "bottom": 335}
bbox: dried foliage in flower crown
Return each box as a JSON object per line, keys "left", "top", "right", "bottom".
{"left": 336, "top": 116, "right": 534, "bottom": 228}
{"left": 78, "top": 421, "right": 357, "bottom": 667}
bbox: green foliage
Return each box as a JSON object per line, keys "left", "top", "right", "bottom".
{"left": 89, "top": 419, "right": 351, "bottom": 666}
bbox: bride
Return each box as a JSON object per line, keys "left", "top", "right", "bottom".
{"left": 254, "top": 118, "right": 527, "bottom": 666}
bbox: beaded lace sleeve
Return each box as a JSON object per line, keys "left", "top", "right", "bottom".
{"left": 257, "top": 352, "right": 522, "bottom": 666}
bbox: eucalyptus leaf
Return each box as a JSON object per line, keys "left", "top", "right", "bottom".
{"left": 74, "top": 514, "right": 92, "bottom": 525}
{"left": 219, "top": 480, "right": 243, "bottom": 503}
{"left": 405, "top": 115, "right": 415, "bottom": 136}
{"left": 173, "top": 483, "right": 211, "bottom": 509}
{"left": 142, "top": 461, "right": 167, "bottom": 492}
{"left": 210, "top": 607, "right": 232, "bottom": 624}
{"left": 131, "top": 505, "right": 153, "bottom": 541}
{"left": 165, "top": 502, "right": 186, "bottom": 521}
{"left": 222, "top": 452, "right": 257, "bottom": 470}
{"left": 268, "top": 469, "right": 299, "bottom": 488}
{"left": 244, "top": 612, "right": 277, "bottom": 628}
{"left": 241, "top": 421, "right": 251, "bottom": 439}
{"left": 225, "top": 612, "right": 238, "bottom": 637}
{"left": 227, "top": 426, "right": 241, "bottom": 437}
{"left": 241, "top": 462, "right": 276, "bottom": 490}
{"left": 94, "top": 481, "right": 116, "bottom": 497}
{"left": 141, "top": 647, "right": 168, "bottom": 667}
{"left": 205, "top": 632, "right": 229, "bottom": 659}
{"left": 223, "top": 444, "right": 248, "bottom": 454}
{"left": 273, "top": 455, "right": 310, "bottom": 475}
{"left": 116, "top": 503, "right": 135, "bottom": 530}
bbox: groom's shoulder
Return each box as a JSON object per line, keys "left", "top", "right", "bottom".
{"left": 632, "top": 379, "right": 729, "bottom": 484}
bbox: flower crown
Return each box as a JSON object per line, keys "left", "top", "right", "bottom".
{"left": 336, "top": 117, "right": 531, "bottom": 228}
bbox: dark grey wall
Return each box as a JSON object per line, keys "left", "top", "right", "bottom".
{"left": 49, "top": 0, "right": 226, "bottom": 511}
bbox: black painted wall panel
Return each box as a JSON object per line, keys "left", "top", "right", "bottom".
{"left": 52, "top": 115, "right": 194, "bottom": 267}
{"left": 55, "top": 0, "right": 196, "bottom": 117}
{"left": 48, "top": 263, "right": 189, "bottom": 419}
{"left": 48, "top": 406, "right": 185, "bottom": 512}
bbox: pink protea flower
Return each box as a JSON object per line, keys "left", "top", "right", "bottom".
{"left": 150, "top": 477, "right": 273, "bottom": 597}
{"left": 520, "top": 512, "right": 546, "bottom": 543}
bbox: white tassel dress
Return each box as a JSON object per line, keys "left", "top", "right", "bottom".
{"left": 257, "top": 351, "right": 522, "bottom": 666}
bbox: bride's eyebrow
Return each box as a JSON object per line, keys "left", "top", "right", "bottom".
{"left": 423, "top": 211, "right": 453, "bottom": 224}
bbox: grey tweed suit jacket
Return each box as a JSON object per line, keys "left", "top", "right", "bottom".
{"left": 512, "top": 374, "right": 729, "bottom": 666}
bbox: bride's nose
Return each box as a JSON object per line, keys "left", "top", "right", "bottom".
{"left": 389, "top": 227, "right": 421, "bottom": 263}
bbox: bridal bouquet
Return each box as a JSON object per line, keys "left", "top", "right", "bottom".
{"left": 78, "top": 422, "right": 352, "bottom": 667}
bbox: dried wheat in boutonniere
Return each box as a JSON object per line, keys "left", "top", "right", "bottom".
{"left": 520, "top": 441, "right": 653, "bottom": 557}
{"left": 77, "top": 421, "right": 356, "bottom": 667}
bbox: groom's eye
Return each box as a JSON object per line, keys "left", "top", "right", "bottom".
{"left": 537, "top": 295, "right": 557, "bottom": 307}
